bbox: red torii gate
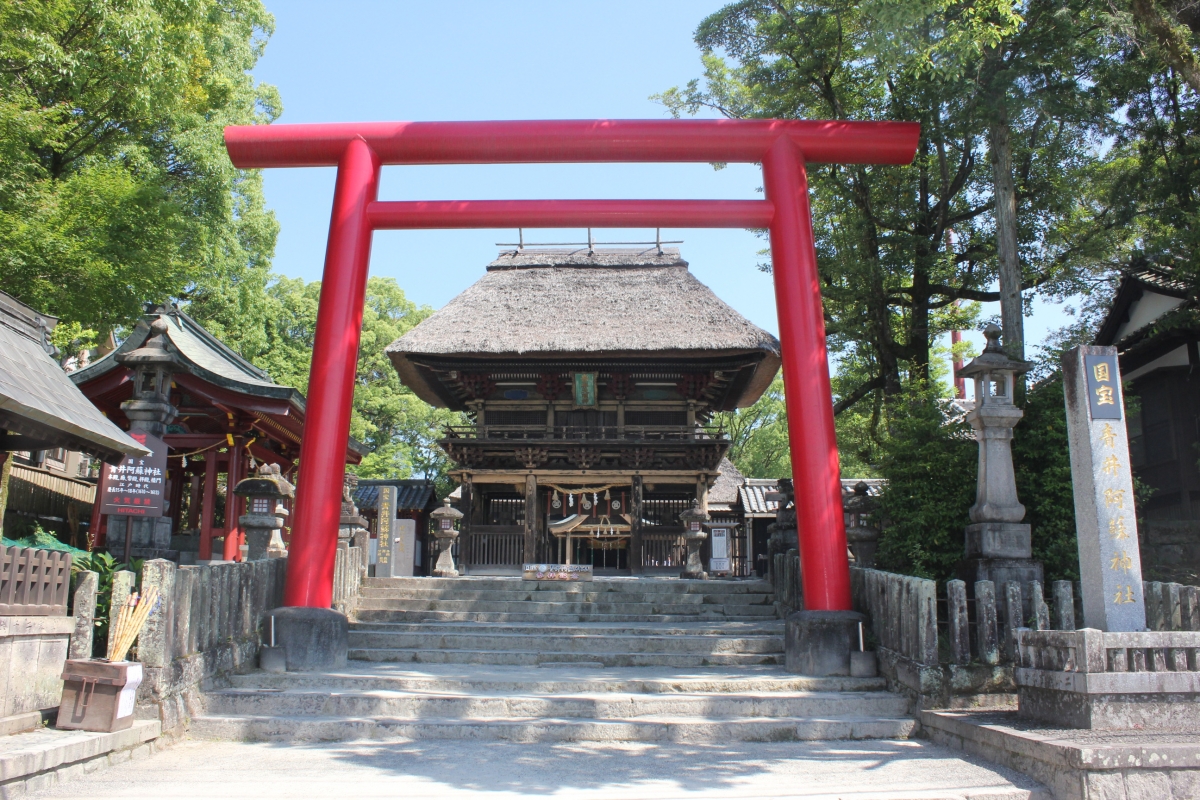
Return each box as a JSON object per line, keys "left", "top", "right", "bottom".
{"left": 223, "top": 119, "right": 919, "bottom": 611}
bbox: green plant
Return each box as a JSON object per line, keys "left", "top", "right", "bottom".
{"left": 72, "top": 551, "right": 142, "bottom": 658}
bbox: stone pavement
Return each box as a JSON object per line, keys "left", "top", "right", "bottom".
{"left": 22, "top": 737, "right": 1050, "bottom": 799}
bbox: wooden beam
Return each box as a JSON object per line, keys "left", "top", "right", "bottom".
{"left": 452, "top": 469, "right": 709, "bottom": 483}
{"left": 523, "top": 474, "right": 538, "bottom": 565}
{"left": 630, "top": 475, "right": 644, "bottom": 574}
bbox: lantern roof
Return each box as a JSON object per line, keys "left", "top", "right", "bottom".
{"left": 957, "top": 324, "right": 1033, "bottom": 379}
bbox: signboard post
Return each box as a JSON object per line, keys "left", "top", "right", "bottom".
{"left": 1063, "top": 346, "right": 1147, "bottom": 631}
{"left": 709, "top": 527, "right": 731, "bottom": 574}
{"left": 98, "top": 432, "right": 168, "bottom": 563}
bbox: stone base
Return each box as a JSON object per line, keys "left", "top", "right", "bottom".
{"left": 271, "top": 607, "right": 348, "bottom": 672}
{"left": 1016, "top": 668, "right": 1200, "bottom": 730}
{"left": 958, "top": 557, "right": 1043, "bottom": 594}
{"left": 964, "top": 523, "right": 1031, "bottom": 559}
{"left": 785, "top": 610, "right": 864, "bottom": 676}
{"left": 680, "top": 570, "right": 708, "bottom": 580}
{"left": 258, "top": 645, "right": 286, "bottom": 673}
{"left": 922, "top": 709, "right": 1200, "bottom": 800}
{"left": 850, "top": 650, "right": 878, "bottom": 678}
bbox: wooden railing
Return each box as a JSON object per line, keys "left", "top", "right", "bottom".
{"left": 464, "top": 526, "right": 524, "bottom": 567}
{"left": 0, "top": 545, "right": 72, "bottom": 616}
{"left": 443, "top": 424, "right": 726, "bottom": 442}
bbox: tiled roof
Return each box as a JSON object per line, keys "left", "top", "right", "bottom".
{"left": 738, "top": 477, "right": 886, "bottom": 516}
{"left": 355, "top": 479, "right": 438, "bottom": 512}
{"left": 71, "top": 306, "right": 301, "bottom": 403}
{"left": 0, "top": 292, "right": 147, "bottom": 463}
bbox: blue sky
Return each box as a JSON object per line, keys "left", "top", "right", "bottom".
{"left": 253, "top": 0, "right": 1071, "bottom": 381}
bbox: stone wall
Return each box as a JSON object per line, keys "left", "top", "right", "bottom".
{"left": 130, "top": 558, "right": 288, "bottom": 737}
{"left": 0, "top": 615, "right": 75, "bottom": 721}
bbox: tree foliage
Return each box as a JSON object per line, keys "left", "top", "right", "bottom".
{"left": 0, "top": 0, "right": 281, "bottom": 335}
{"left": 658, "top": 0, "right": 1111, "bottom": 417}
{"left": 188, "top": 276, "right": 463, "bottom": 493}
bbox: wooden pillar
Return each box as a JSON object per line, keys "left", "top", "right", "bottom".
{"left": 523, "top": 474, "right": 538, "bottom": 564}
{"left": 168, "top": 464, "right": 186, "bottom": 534}
{"left": 222, "top": 442, "right": 245, "bottom": 561}
{"left": 460, "top": 474, "right": 473, "bottom": 569}
{"left": 199, "top": 455, "right": 218, "bottom": 560}
{"left": 88, "top": 462, "right": 106, "bottom": 548}
{"left": 630, "top": 475, "right": 644, "bottom": 574}
{"left": 187, "top": 474, "right": 201, "bottom": 530}
{"left": 697, "top": 475, "right": 709, "bottom": 515}
{"left": 616, "top": 402, "right": 625, "bottom": 436}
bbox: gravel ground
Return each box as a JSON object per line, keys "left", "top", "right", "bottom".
{"left": 25, "top": 737, "right": 1049, "bottom": 799}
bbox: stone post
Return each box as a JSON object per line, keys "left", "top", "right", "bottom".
{"left": 957, "top": 324, "right": 1043, "bottom": 599}
{"left": 69, "top": 571, "right": 98, "bottom": 660}
{"left": 1062, "top": 345, "right": 1148, "bottom": 631}
{"left": 430, "top": 498, "right": 463, "bottom": 578}
{"left": 679, "top": 500, "right": 709, "bottom": 580}
{"left": 373, "top": 486, "right": 399, "bottom": 578}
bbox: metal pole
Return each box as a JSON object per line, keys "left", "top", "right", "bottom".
{"left": 123, "top": 516, "right": 133, "bottom": 566}
{"left": 283, "top": 137, "right": 380, "bottom": 608}
{"left": 762, "top": 136, "right": 852, "bottom": 612}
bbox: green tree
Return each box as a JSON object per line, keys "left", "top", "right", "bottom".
{"left": 714, "top": 375, "right": 791, "bottom": 478}
{"left": 658, "top": 0, "right": 1113, "bottom": 414}
{"left": 189, "top": 276, "right": 463, "bottom": 493}
{"left": 0, "top": 0, "right": 280, "bottom": 335}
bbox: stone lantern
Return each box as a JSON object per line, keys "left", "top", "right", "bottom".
{"left": 233, "top": 463, "right": 294, "bottom": 560}
{"left": 957, "top": 324, "right": 1043, "bottom": 588}
{"left": 116, "top": 315, "right": 178, "bottom": 439}
{"left": 429, "top": 498, "right": 464, "bottom": 578}
{"left": 679, "top": 500, "right": 710, "bottom": 580}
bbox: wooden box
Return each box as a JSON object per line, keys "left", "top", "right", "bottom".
{"left": 56, "top": 659, "right": 143, "bottom": 732}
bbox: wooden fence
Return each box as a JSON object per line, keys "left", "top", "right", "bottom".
{"left": 0, "top": 544, "right": 71, "bottom": 615}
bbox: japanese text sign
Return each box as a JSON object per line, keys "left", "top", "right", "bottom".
{"left": 100, "top": 432, "right": 168, "bottom": 518}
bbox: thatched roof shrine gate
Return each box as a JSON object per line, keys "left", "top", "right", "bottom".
{"left": 223, "top": 118, "right": 919, "bottom": 610}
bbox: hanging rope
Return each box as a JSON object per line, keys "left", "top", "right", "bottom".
{"left": 542, "top": 482, "right": 629, "bottom": 496}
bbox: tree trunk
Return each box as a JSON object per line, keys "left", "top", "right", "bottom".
{"left": 989, "top": 100, "right": 1024, "bottom": 361}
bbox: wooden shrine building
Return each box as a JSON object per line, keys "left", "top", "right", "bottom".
{"left": 71, "top": 305, "right": 365, "bottom": 561}
{"left": 386, "top": 248, "right": 780, "bottom": 575}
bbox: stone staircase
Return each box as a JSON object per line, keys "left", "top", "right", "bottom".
{"left": 354, "top": 575, "right": 781, "bottom": 623}
{"left": 193, "top": 576, "right": 917, "bottom": 744}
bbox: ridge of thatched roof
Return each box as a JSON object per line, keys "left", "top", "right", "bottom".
{"left": 387, "top": 248, "right": 781, "bottom": 407}
{"left": 390, "top": 248, "right": 778, "bottom": 357}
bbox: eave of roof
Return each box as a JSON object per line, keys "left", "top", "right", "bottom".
{"left": 0, "top": 295, "right": 147, "bottom": 463}
{"left": 387, "top": 248, "right": 781, "bottom": 409}
{"left": 1095, "top": 265, "right": 1191, "bottom": 347}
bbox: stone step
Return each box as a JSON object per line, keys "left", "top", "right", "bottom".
{"left": 362, "top": 577, "right": 774, "bottom": 595}
{"left": 203, "top": 688, "right": 909, "bottom": 719}
{"left": 224, "top": 665, "right": 885, "bottom": 695}
{"left": 349, "top": 620, "right": 785, "bottom": 636}
{"left": 354, "top": 599, "right": 777, "bottom": 616}
{"left": 348, "top": 647, "right": 783, "bottom": 667}
{"left": 190, "top": 713, "right": 916, "bottom": 744}
{"left": 346, "top": 630, "right": 784, "bottom": 655}
{"left": 359, "top": 587, "right": 775, "bottom": 605}
{"left": 354, "top": 609, "right": 778, "bottom": 624}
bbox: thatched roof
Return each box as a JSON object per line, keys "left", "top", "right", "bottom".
{"left": 387, "top": 248, "right": 780, "bottom": 407}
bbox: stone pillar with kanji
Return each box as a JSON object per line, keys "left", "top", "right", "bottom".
{"left": 1062, "top": 345, "right": 1147, "bottom": 631}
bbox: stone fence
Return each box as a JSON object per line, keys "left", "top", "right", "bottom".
{"left": 332, "top": 544, "right": 366, "bottom": 616}
{"left": 769, "top": 554, "right": 1200, "bottom": 707}
{"left": 68, "top": 546, "right": 368, "bottom": 737}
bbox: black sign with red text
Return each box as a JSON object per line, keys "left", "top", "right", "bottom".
{"left": 100, "top": 432, "right": 168, "bottom": 517}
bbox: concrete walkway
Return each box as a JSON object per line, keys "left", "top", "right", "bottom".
{"left": 24, "top": 737, "right": 1050, "bottom": 799}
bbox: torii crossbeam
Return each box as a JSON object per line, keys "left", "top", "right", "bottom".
{"left": 223, "top": 119, "right": 919, "bottom": 611}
